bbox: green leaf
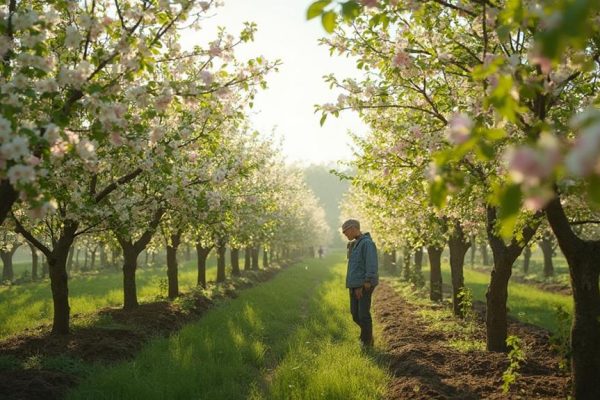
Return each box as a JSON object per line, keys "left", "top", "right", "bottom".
{"left": 307, "top": 0, "right": 331, "bottom": 20}
{"left": 321, "top": 11, "right": 338, "bottom": 33}
{"left": 497, "top": 184, "right": 522, "bottom": 239}
{"left": 429, "top": 179, "right": 447, "bottom": 208}
{"left": 341, "top": 1, "right": 361, "bottom": 21}
{"left": 320, "top": 113, "right": 327, "bottom": 126}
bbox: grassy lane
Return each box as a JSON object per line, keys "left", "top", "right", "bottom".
{"left": 68, "top": 253, "right": 389, "bottom": 400}
{"left": 436, "top": 263, "right": 573, "bottom": 332}
{"left": 0, "top": 260, "right": 217, "bottom": 338}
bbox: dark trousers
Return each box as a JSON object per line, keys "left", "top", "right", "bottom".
{"left": 349, "top": 287, "right": 374, "bottom": 344}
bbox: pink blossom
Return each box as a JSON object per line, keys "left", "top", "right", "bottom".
{"left": 392, "top": 49, "right": 411, "bottom": 68}
{"left": 447, "top": 113, "right": 473, "bottom": 145}
{"left": 109, "top": 133, "right": 123, "bottom": 146}
{"left": 506, "top": 146, "right": 557, "bottom": 186}
{"left": 26, "top": 155, "right": 41, "bottom": 166}
{"left": 359, "top": 0, "right": 379, "bottom": 7}
{"left": 565, "top": 123, "right": 600, "bottom": 177}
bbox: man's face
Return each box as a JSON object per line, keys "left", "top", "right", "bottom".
{"left": 343, "top": 226, "right": 359, "bottom": 241}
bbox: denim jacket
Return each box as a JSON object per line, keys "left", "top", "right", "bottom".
{"left": 346, "top": 232, "right": 379, "bottom": 288}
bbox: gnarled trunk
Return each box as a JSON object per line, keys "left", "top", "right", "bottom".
{"left": 251, "top": 246, "right": 259, "bottom": 271}
{"left": 29, "top": 242, "right": 38, "bottom": 281}
{"left": 1, "top": 250, "right": 14, "bottom": 281}
{"left": 448, "top": 221, "right": 471, "bottom": 317}
{"left": 121, "top": 243, "right": 139, "bottom": 309}
{"left": 166, "top": 231, "right": 182, "bottom": 299}
{"left": 195, "top": 243, "right": 212, "bottom": 288}
{"left": 413, "top": 247, "right": 424, "bottom": 286}
{"left": 545, "top": 196, "right": 600, "bottom": 399}
{"left": 427, "top": 245, "right": 443, "bottom": 302}
{"left": 539, "top": 236, "right": 555, "bottom": 277}
{"left": 402, "top": 248, "right": 411, "bottom": 281}
{"left": 244, "top": 246, "right": 251, "bottom": 271}
{"left": 523, "top": 246, "right": 531, "bottom": 274}
{"left": 485, "top": 206, "right": 538, "bottom": 352}
{"left": 0, "top": 179, "right": 18, "bottom": 226}
{"left": 216, "top": 241, "right": 226, "bottom": 283}
{"left": 230, "top": 248, "right": 240, "bottom": 276}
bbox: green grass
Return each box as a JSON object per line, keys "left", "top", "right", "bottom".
{"left": 0, "top": 259, "right": 217, "bottom": 338}
{"left": 433, "top": 261, "right": 573, "bottom": 333}
{"left": 67, "top": 253, "right": 389, "bottom": 400}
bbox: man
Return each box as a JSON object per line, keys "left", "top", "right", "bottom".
{"left": 342, "top": 219, "right": 378, "bottom": 347}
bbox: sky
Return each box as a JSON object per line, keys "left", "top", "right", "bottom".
{"left": 192, "top": 0, "right": 367, "bottom": 165}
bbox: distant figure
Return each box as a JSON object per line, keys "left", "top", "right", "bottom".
{"left": 318, "top": 246, "right": 324, "bottom": 259}
{"left": 342, "top": 219, "right": 378, "bottom": 348}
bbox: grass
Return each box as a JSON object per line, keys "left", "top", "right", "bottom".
{"left": 0, "top": 257, "right": 217, "bottom": 338}
{"left": 406, "top": 258, "right": 574, "bottom": 334}
{"left": 67, "top": 252, "right": 390, "bottom": 400}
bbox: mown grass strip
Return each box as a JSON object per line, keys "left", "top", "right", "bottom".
{"left": 68, "top": 253, "right": 389, "bottom": 400}
{"left": 0, "top": 260, "right": 217, "bottom": 338}
{"left": 427, "top": 262, "right": 573, "bottom": 333}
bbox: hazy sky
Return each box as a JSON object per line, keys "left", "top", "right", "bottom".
{"left": 195, "top": 0, "right": 367, "bottom": 165}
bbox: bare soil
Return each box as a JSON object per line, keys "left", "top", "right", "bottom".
{"left": 373, "top": 281, "right": 570, "bottom": 400}
{"left": 0, "top": 267, "right": 282, "bottom": 400}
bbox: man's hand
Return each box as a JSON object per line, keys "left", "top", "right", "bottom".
{"left": 354, "top": 287, "right": 363, "bottom": 299}
{"left": 364, "top": 281, "right": 372, "bottom": 291}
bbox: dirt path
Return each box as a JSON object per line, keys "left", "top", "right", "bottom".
{"left": 373, "top": 281, "right": 570, "bottom": 399}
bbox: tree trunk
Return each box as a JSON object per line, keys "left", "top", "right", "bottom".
{"left": 29, "top": 242, "right": 38, "bottom": 281}
{"left": 166, "top": 231, "right": 182, "bottom": 299}
{"left": 83, "top": 248, "right": 88, "bottom": 270}
{"left": 121, "top": 242, "right": 140, "bottom": 309}
{"left": 523, "top": 246, "right": 532, "bottom": 274}
{"left": 427, "top": 245, "right": 443, "bottom": 302}
{"left": 74, "top": 248, "right": 80, "bottom": 271}
{"left": 99, "top": 243, "right": 107, "bottom": 269}
{"left": 448, "top": 221, "right": 471, "bottom": 317}
{"left": 413, "top": 247, "right": 424, "bottom": 286}
{"left": 263, "top": 247, "right": 269, "bottom": 268}
{"left": 470, "top": 236, "right": 476, "bottom": 267}
{"left": 545, "top": 195, "right": 600, "bottom": 399}
{"left": 42, "top": 258, "right": 48, "bottom": 278}
{"left": 195, "top": 243, "right": 212, "bottom": 288}
{"left": 0, "top": 179, "right": 18, "bottom": 226}
{"left": 251, "top": 246, "right": 259, "bottom": 271}
{"left": 90, "top": 246, "right": 97, "bottom": 270}
{"left": 1, "top": 250, "right": 14, "bottom": 281}
{"left": 244, "top": 246, "right": 251, "bottom": 271}
{"left": 402, "top": 248, "right": 411, "bottom": 281}
{"left": 216, "top": 242, "right": 226, "bottom": 283}
{"left": 231, "top": 248, "right": 240, "bottom": 277}
{"left": 66, "top": 245, "right": 74, "bottom": 273}
{"left": 485, "top": 206, "right": 538, "bottom": 352}
{"left": 481, "top": 242, "right": 490, "bottom": 266}
{"left": 539, "top": 237, "right": 555, "bottom": 277}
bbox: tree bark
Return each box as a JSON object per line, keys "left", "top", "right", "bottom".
{"left": 262, "top": 247, "right": 269, "bottom": 268}
{"left": 230, "top": 248, "right": 240, "bottom": 276}
{"left": 485, "top": 206, "right": 539, "bottom": 352}
{"left": 539, "top": 236, "right": 555, "bottom": 277}
{"left": 121, "top": 242, "right": 139, "bottom": 309}
{"left": 523, "top": 246, "right": 532, "bottom": 274}
{"left": 66, "top": 245, "right": 75, "bottom": 273}
{"left": 244, "top": 246, "right": 251, "bottom": 271}
{"left": 99, "top": 243, "right": 107, "bottom": 269}
{"left": 216, "top": 241, "right": 226, "bottom": 283}
{"left": 166, "top": 231, "right": 182, "bottom": 299}
{"left": 195, "top": 243, "right": 212, "bottom": 288}
{"left": 448, "top": 221, "right": 471, "bottom": 317}
{"left": 413, "top": 247, "right": 424, "bottom": 286}
{"left": 402, "top": 248, "right": 411, "bottom": 281}
{"left": 427, "top": 245, "right": 443, "bottom": 302}
{"left": 29, "top": 242, "right": 38, "bottom": 281}
{"left": 251, "top": 246, "right": 259, "bottom": 271}
{"left": 0, "top": 179, "right": 18, "bottom": 226}
{"left": 481, "top": 242, "right": 490, "bottom": 266}
{"left": 1, "top": 250, "right": 14, "bottom": 281}
{"left": 545, "top": 195, "right": 600, "bottom": 399}
{"left": 90, "top": 246, "right": 97, "bottom": 270}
